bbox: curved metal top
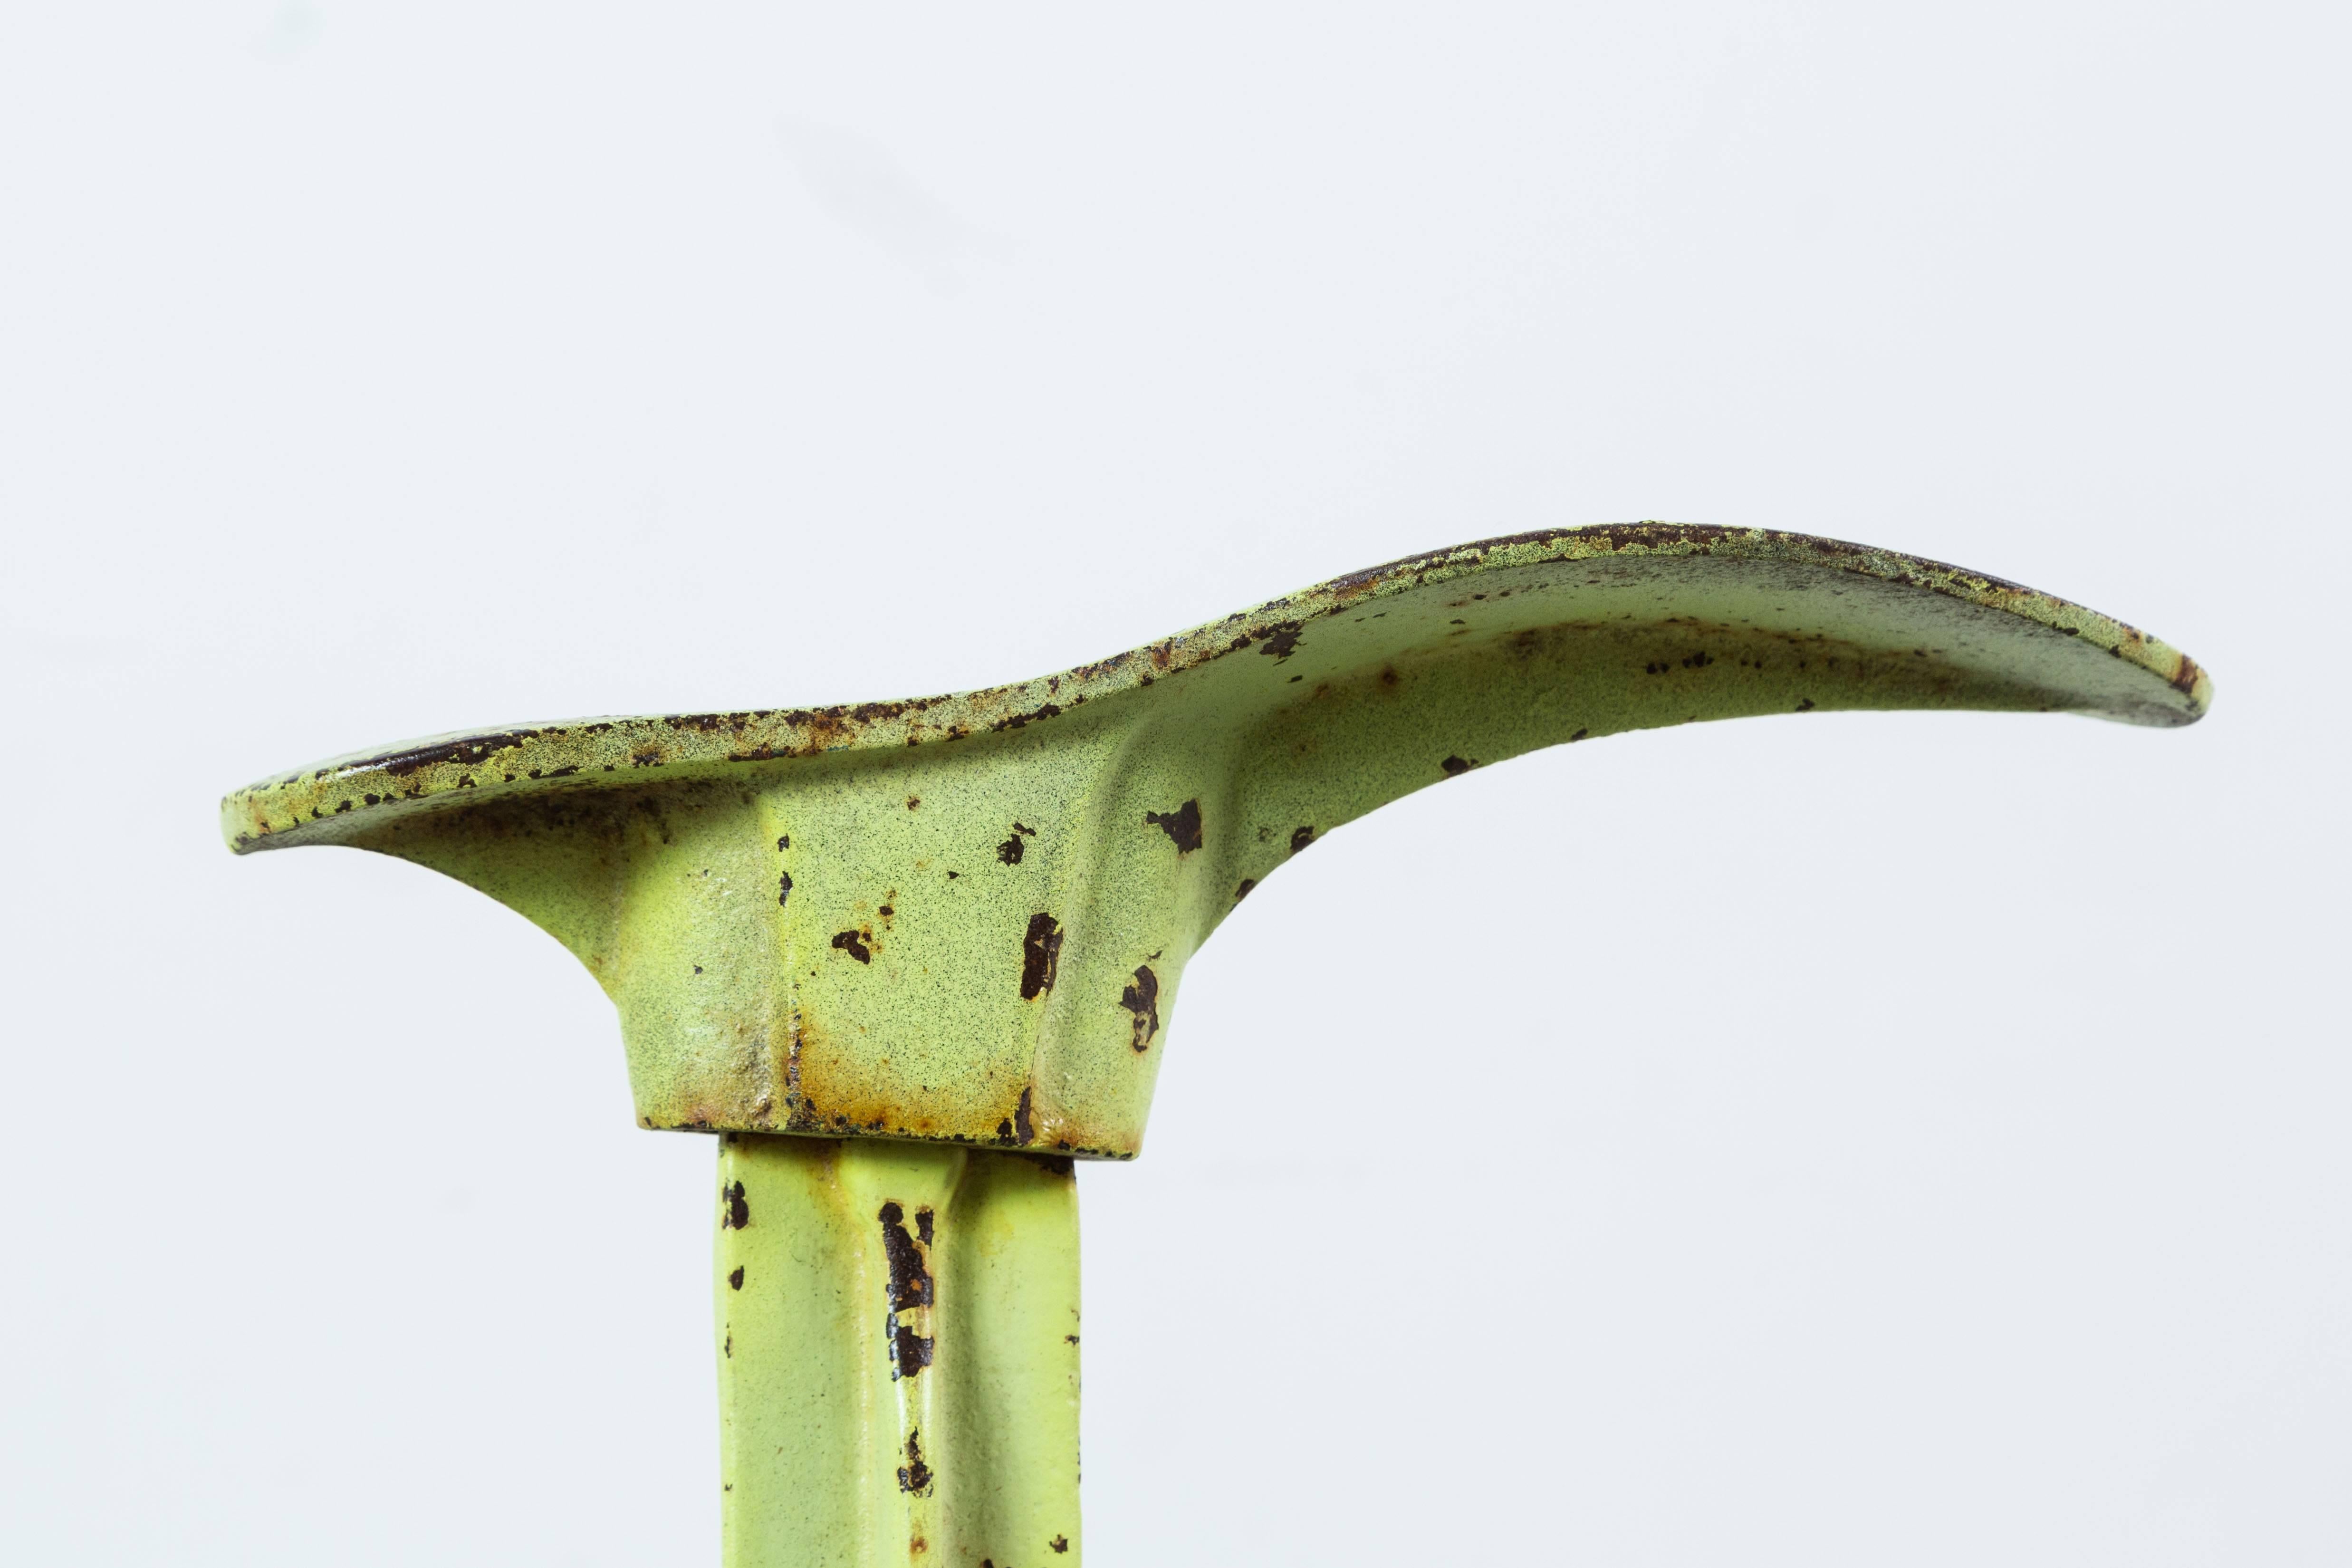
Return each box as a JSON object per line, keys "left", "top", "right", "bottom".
{"left": 222, "top": 524, "right": 2205, "bottom": 853}
{"left": 218, "top": 523, "right": 2210, "bottom": 1154}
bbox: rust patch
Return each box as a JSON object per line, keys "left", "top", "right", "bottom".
{"left": 897, "top": 1429, "right": 934, "bottom": 1495}
{"left": 778, "top": 870, "right": 793, "bottom": 907}
{"left": 1289, "top": 825, "right": 1316, "bottom": 855}
{"left": 1257, "top": 621, "right": 1304, "bottom": 660}
{"left": 878, "top": 1201, "right": 935, "bottom": 1379}
{"left": 1233, "top": 878, "right": 1256, "bottom": 902}
{"left": 363, "top": 729, "right": 544, "bottom": 778}
{"left": 1440, "top": 755, "right": 1478, "bottom": 775}
{"left": 1020, "top": 914, "right": 1063, "bottom": 999}
{"left": 996, "top": 1087, "right": 1037, "bottom": 1146}
{"left": 990, "top": 701, "right": 1065, "bottom": 733}
{"left": 728, "top": 1265, "right": 745, "bottom": 1290}
{"left": 2171, "top": 653, "right": 2202, "bottom": 695}
{"left": 1119, "top": 966, "right": 1161, "bottom": 1051}
{"left": 721, "top": 1181, "right": 749, "bottom": 1230}
{"left": 832, "top": 929, "right": 874, "bottom": 964}
{"left": 1052, "top": 1537, "right": 1069, "bottom": 1554}
{"left": 1145, "top": 799, "right": 1203, "bottom": 853}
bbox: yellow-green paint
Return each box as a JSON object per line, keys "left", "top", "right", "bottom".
{"left": 220, "top": 526, "right": 2206, "bottom": 1160}
{"left": 219, "top": 524, "right": 2209, "bottom": 1564}
{"left": 715, "top": 1137, "right": 1080, "bottom": 1568}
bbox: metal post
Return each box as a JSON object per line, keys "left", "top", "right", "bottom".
{"left": 715, "top": 1136, "right": 1080, "bottom": 1566}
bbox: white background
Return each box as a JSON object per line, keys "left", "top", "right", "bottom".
{"left": 2, "top": 3, "right": 2345, "bottom": 1563}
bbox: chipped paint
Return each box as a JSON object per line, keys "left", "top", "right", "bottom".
{"left": 222, "top": 524, "right": 2208, "bottom": 1568}
{"left": 220, "top": 525, "right": 2209, "bottom": 1161}
{"left": 716, "top": 1136, "right": 1079, "bottom": 1566}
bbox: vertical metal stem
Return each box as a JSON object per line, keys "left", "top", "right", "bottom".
{"left": 717, "top": 1134, "right": 1082, "bottom": 1567}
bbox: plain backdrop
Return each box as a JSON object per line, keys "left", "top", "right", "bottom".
{"left": 2, "top": 4, "right": 2345, "bottom": 1564}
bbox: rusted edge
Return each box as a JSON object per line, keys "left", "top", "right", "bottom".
{"left": 221, "top": 524, "right": 2209, "bottom": 851}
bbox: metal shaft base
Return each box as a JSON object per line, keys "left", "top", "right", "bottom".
{"left": 716, "top": 1135, "right": 1082, "bottom": 1567}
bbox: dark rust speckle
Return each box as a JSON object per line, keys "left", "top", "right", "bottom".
{"left": 878, "top": 1201, "right": 936, "bottom": 1379}
{"left": 1145, "top": 799, "right": 1203, "bottom": 853}
{"left": 897, "top": 1429, "right": 934, "bottom": 1495}
{"left": 1119, "top": 965, "right": 1161, "bottom": 1052}
{"left": 1021, "top": 914, "right": 1063, "bottom": 999}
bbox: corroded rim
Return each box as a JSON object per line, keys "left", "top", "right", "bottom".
{"left": 222, "top": 523, "right": 2208, "bottom": 851}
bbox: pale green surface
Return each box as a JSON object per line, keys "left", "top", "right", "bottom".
{"left": 222, "top": 526, "right": 2207, "bottom": 1158}
{"left": 717, "top": 1137, "right": 1080, "bottom": 1568}
{"left": 219, "top": 525, "right": 2208, "bottom": 1565}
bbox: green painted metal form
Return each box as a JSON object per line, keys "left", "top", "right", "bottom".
{"left": 221, "top": 525, "right": 2208, "bottom": 1565}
